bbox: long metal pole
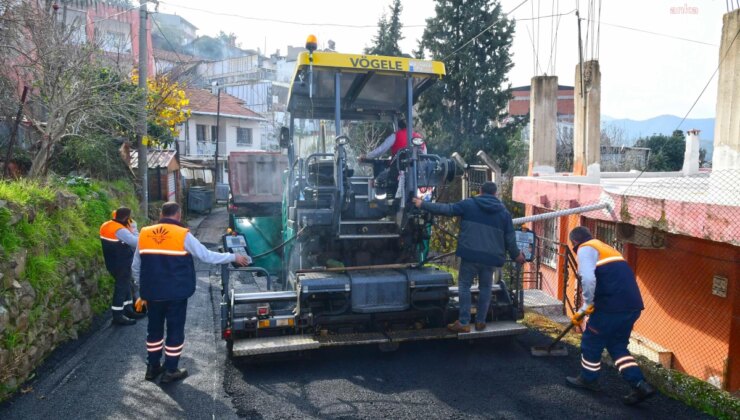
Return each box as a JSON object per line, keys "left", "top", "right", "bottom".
{"left": 406, "top": 76, "right": 417, "bottom": 195}
{"left": 214, "top": 85, "right": 221, "bottom": 185}
{"left": 334, "top": 72, "right": 341, "bottom": 136}
{"left": 137, "top": 1, "right": 149, "bottom": 214}
{"left": 511, "top": 202, "right": 609, "bottom": 225}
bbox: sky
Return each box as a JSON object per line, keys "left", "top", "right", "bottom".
{"left": 155, "top": 0, "right": 732, "bottom": 120}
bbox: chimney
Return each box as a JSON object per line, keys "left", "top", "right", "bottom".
{"left": 683, "top": 129, "right": 701, "bottom": 176}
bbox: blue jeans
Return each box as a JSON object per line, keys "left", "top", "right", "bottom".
{"left": 458, "top": 260, "right": 495, "bottom": 325}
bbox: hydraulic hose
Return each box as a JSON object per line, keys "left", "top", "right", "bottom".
{"left": 250, "top": 227, "right": 307, "bottom": 259}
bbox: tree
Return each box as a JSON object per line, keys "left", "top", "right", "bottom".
{"left": 634, "top": 130, "right": 686, "bottom": 171}
{"left": 0, "top": 1, "right": 140, "bottom": 178}
{"left": 365, "top": 0, "right": 404, "bottom": 56}
{"left": 131, "top": 72, "right": 191, "bottom": 146}
{"left": 417, "top": 0, "right": 519, "bottom": 172}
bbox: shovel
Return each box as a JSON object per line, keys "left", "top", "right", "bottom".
{"left": 530, "top": 305, "right": 592, "bottom": 357}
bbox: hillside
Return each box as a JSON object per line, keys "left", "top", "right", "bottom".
{"left": 602, "top": 115, "right": 715, "bottom": 159}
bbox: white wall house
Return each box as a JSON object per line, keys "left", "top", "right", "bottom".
{"left": 177, "top": 88, "right": 266, "bottom": 183}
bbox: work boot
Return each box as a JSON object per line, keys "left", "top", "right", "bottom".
{"left": 124, "top": 307, "right": 146, "bottom": 320}
{"left": 145, "top": 364, "right": 165, "bottom": 381}
{"left": 565, "top": 375, "right": 599, "bottom": 391}
{"left": 447, "top": 320, "right": 471, "bottom": 333}
{"left": 112, "top": 314, "right": 136, "bottom": 326}
{"left": 160, "top": 368, "right": 188, "bottom": 384}
{"left": 622, "top": 381, "right": 656, "bottom": 405}
{"left": 475, "top": 322, "right": 487, "bottom": 331}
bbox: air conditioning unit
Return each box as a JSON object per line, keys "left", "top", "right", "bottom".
{"left": 616, "top": 223, "right": 665, "bottom": 248}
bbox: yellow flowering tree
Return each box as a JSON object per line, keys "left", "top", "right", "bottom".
{"left": 131, "top": 71, "right": 191, "bottom": 146}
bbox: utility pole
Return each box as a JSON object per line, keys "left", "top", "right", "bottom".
{"left": 137, "top": 0, "right": 149, "bottom": 216}
{"left": 213, "top": 81, "right": 221, "bottom": 186}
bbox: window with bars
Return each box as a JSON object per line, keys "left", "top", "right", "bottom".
{"left": 587, "top": 219, "right": 624, "bottom": 253}
{"left": 196, "top": 124, "right": 207, "bottom": 141}
{"left": 534, "top": 208, "right": 560, "bottom": 268}
{"left": 237, "top": 127, "right": 252, "bottom": 146}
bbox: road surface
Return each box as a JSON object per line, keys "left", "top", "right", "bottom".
{"left": 1, "top": 207, "right": 709, "bottom": 419}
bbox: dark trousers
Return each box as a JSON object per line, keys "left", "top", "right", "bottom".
{"left": 580, "top": 310, "right": 645, "bottom": 386}
{"left": 111, "top": 270, "right": 134, "bottom": 316}
{"left": 146, "top": 299, "right": 188, "bottom": 371}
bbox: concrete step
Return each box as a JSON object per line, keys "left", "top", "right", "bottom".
{"left": 524, "top": 289, "right": 566, "bottom": 319}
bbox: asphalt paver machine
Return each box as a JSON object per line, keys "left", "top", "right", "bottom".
{"left": 221, "top": 39, "right": 528, "bottom": 358}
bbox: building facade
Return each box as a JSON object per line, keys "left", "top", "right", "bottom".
{"left": 177, "top": 88, "right": 265, "bottom": 183}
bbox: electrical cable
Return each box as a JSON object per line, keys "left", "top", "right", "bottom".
{"left": 151, "top": 15, "right": 185, "bottom": 64}
{"left": 587, "top": 19, "right": 718, "bottom": 47}
{"left": 441, "top": 0, "right": 531, "bottom": 62}
{"left": 157, "top": 1, "right": 426, "bottom": 28}
{"left": 673, "top": 26, "right": 740, "bottom": 132}
{"left": 623, "top": 26, "right": 740, "bottom": 196}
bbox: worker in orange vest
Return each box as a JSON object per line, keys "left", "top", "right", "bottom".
{"left": 132, "top": 202, "right": 250, "bottom": 383}
{"left": 99, "top": 207, "right": 145, "bottom": 325}
{"left": 566, "top": 226, "right": 656, "bottom": 405}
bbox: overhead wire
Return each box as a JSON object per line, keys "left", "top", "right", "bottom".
{"left": 441, "top": 0, "right": 531, "bottom": 62}
{"left": 151, "top": 15, "right": 185, "bottom": 64}
{"left": 587, "top": 19, "right": 718, "bottom": 47}
{"left": 157, "top": 1, "right": 427, "bottom": 28}
{"left": 623, "top": 25, "right": 740, "bottom": 195}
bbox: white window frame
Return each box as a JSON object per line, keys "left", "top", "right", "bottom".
{"left": 236, "top": 127, "right": 252, "bottom": 146}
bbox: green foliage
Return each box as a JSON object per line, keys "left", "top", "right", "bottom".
{"left": 24, "top": 255, "right": 60, "bottom": 296}
{"left": 1, "top": 179, "right": 139, "bottom": 312}
{"left": 641, "top": 361, "right": 740, "bottom": 419}
{"left": 3, "top": 329, "right": 20, "bottom": 350}
{"left": 634, "top": 130, "right": 686, "bottom": 171}
{"left": 417, "top": 0, "right": 519, "bottom": 170}
{"left": 0, "top": 180, "right": 55, "bottom": 206}
{"left": 92, "top": 274, "right": 115, "bottom": 314}
{"left": 365, "top": 0, "right": 404, "bottom": 56}
{"left": 0, "top": 207, "right": 21, "bottom": 256}
{"left": 50, "top": 135, "right": 131, "bottom": 180}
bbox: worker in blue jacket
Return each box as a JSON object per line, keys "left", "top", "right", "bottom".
{"left": 132, "top": 202, "right": 250, "bottom": 383}
{"left": 566, "top": 226, "right": 656, "bottom": 405}
{"left": 413, "top": 181, "right": 525, "bottom": 333}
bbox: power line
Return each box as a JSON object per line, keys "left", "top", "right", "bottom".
{"left": 673, "top": 26, "right": 740, "bottom": 132}
{"left": 589, "top": 19, "right": 718, "bottom": 47}
{"left": 151, "top": 15, "right": 185, "bottom": 63}
{"left": 623, "top": 26, "right": 740, "bottom": 195}
{"left": 442, "top": 0, "right": 556, "bottom": 61}
{"left": 157, "top": 1, "right": 427, "bottom": 28}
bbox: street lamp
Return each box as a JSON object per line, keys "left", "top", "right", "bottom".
{"left": 212, "top": 81, "right": 221, "bottom": 185}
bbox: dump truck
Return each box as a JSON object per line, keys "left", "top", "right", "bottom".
{"left": 221, "top": 39, "right": 530, "bottom": 358}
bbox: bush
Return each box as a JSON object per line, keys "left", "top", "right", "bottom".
{"left": 50, "top": 135, "right": 131, "bottom": 180}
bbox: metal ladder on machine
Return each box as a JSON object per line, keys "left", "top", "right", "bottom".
{"left": 337, "top": 176, "right": 400, "bottom": 241}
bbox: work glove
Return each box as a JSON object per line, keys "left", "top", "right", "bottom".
{"left": 135, "top": 298, "right": 147, "bottom": 314}
{"left": 571, "top": 304, "right": 594, "bottom": 326}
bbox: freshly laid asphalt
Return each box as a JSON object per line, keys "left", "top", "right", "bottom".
{"left": 1, "top": 207, "right": 711, "bottom": 419}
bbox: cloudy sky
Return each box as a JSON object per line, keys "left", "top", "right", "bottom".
{"left": 155, "top": 0, "right": 732, "bottom": 120}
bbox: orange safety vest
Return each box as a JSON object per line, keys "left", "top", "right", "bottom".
{"left": 580, "top": 239, "right": 643, "bottom": 313}
{"left": 138, "top": 222, "right": 196, "bottom": 301}
{"left": 100, "top": 220, "right": 133, "bottom": 277}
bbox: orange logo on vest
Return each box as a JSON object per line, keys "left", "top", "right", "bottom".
{"left": 148, "top": 226, "right": 170, "bottom": 245}
{"left": 139, "top": 224, "right": 189, "bottom": 256}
